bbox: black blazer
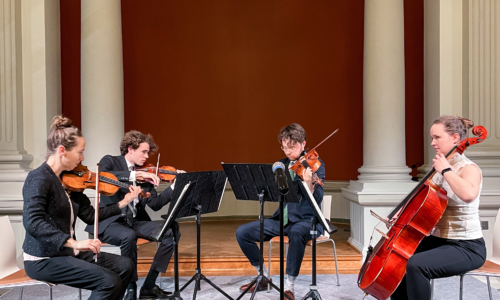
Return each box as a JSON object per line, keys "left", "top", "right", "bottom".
{"left": 22, "top": 162, "right": 121, "bottom": 258}
{"left": 270, "top": 157, "right": 325, "bottom": 234}
{"left": 85, "top": 155, "right": 173, "bottom": 234}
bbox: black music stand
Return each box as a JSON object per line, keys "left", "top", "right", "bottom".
{"left": 149, "top": 175, "right": 194, "bottom": 300}
{"left": 177, "top": 171, "right": 233, "bottom": 300}
{"left": 222, "top": 163, "right": 299, "bottom": 300}
{"left": 150, "top": 171, "right": 231, "bottom": 300}
{"left": 297, "top": 181, "right": 338, "bottom": 300}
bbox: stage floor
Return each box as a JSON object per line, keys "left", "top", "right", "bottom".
{"left": 137, "top": 220, "right": 362, "bottom": 277}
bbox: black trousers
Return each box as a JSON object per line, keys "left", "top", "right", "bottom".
{"left": 99, "top": 217, "right": 179, "bottom": 282}
{"left": 236, "top": 218, "right": 313, "bottom": 277}
{"left": 391, "top": 235, "right": 486, "bottom": 300}
{"left": 24, "top": 251, "right": 133, "bottom": 300}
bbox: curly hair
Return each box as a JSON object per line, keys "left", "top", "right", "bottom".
{"left": 278, "top": 123, "right": 306, "bottom": 146}
{"left": 120, "top": 130, "right": 158, "bottom": 155}
{"left": 432, "top": 115, "right": 474, "bottom": 141}
{"left": 46, "top": 115, "right": 83, "bottom": 159}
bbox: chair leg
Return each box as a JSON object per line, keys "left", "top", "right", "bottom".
{"left": 459, "top": 274, "right": 465, "bottom": 300}
{"left": 330, "top": 240, "right": 340, "bottom": 286}
{"left": 18, "top": 287, "right": 23, "bottom": 300}
{"left": 48, "top": 285, "right": 53, "bottom": 300}
{"left": 156, "top": 241, "right": 161, "bottom": 289}
{"left": 486, "top": 276, "right": 493, "bottom": 300}
{"left": 268, "top": 240, "right": 272, "bottom": 293}
{"left": 79, "top": 288, "right": 82, "bottom": 300}
{"left": 430, "top": 279, "right": 434, "bottom": 300}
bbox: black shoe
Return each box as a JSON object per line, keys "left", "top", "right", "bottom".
{"left": 124, "top": 288, "right": 137, "bottom": 300}
{"left": 139, "top": 284, "right": 172, "bottom": 299}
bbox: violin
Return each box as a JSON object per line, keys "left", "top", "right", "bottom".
{"left": 61, "top": 163, "right": 150, "bottom": 198}
{"left": 136, "top": 163, "right": 178, "bottom": 183}
{"left": 289, "top": 129, "right": 339, "bottom": 187}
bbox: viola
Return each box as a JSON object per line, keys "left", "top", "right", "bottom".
{"left": 61, "top": 163, "right": 150, "bottom": 199}
{"left": 289, "top": 129, "right": 339, "bottom": 187}
{"left": 357, "top": 126, "right": 488, "bottom": 300}
{"left": 136, "top": 163, "right": 178, "bottom": 183}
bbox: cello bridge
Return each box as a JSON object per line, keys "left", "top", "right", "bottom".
{"left": 375, "top": 228, "right": 389, "bottom": 240}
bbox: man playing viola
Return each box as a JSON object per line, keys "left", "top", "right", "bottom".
{"left": 235, "top": 123, "right": 326, "bottom": 300}
{"left": 86, "top": 130, "right": 184, "bottom": 300}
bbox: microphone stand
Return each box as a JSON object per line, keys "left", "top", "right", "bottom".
{"left": 237, "top": 191, "right": 281, "bottom": 300}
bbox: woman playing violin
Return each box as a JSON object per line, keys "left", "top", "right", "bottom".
{"left": 391, "top": 116, "right": 486, "bottom": 300}
{"left": 22, "top": 116, "right": 141, "bottom": 300}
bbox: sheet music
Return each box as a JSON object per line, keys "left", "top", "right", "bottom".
{"left": 165, "top": 182, "right": 191, "bottom": 226}
{"left": 218, "top": 177, "right": 228, "bottom": 211}
{"left": 299, "top": 181, "right": 332, "bottom": 234}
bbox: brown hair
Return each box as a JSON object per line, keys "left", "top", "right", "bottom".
{"left": 432, "top": 115, "right": 474, "bottom": 141}
{"left": 47, "top": 116, "right": 83, "bottom": 159}
{"left": 120, "top": 130, "right": 158, "bottom": 155}
{"left": 278, "top": 123, "right": 307, "bottom": 146}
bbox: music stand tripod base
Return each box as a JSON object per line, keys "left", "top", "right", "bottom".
{"left": 180, "top": 206, "right": 233, "bottom": 300}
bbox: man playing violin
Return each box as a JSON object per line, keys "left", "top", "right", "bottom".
{"left": 235, "top": 123, "right": 325, "bottom": 300}
{"left": 86, "top": 130, "right": 184, "bottom": 300}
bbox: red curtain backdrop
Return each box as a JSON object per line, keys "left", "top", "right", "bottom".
{"left": 61, "top": 0, "right": 423, "bottom": 181}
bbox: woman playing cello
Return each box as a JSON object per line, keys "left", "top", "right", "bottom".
{"left": 22, "top": 116, "right": 141, "bottom": 300}
{"left": 391, "top": 115, "right": 486, "bottom": 299}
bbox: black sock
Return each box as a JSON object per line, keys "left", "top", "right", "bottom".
{"left": 127, "top": 281, "right": 137, "bottom": 290}
{"left": 142, "top": 270, "right": 159, "bottom": 290}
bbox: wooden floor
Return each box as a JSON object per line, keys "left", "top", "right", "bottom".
{"left": 137, "top": 220, "right": 362, "bottom": 277}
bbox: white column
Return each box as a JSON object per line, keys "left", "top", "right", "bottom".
{"left": 420, "top": 0, "right": 465, "bottom": 174}
{"left": 0, "top": 0, "right": 33, "bottom": 212}
{"left": 81, "top": 0, "right": 124, "bottom": 169}
{"left": 21, "top": 0, "right": 62, "bottom": 169}
{"left": 418, "top": 0, "right": 500, "bottom": 260}
{"left": 342, "top": 0, "right": 415, "bottom": 256}
{"left": 466, "top": 0, "right": 500, "bottom": 187}
{"left": 0, "top": 0, "right": 61, "bottom": 266}
{"left": 358, "top": 0, "right": 410, "bottom": 182}
{"left": 464, "top": 0, "right": 500, "bottom": 259}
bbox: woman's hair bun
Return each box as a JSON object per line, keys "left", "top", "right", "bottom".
{"left": 51, "top": 115, "right": 73, "bottom": 130}
{"left": 459, "top": 117, "right": 474, "bottom": 129}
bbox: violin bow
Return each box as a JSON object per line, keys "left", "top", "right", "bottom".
{"left": 156, "top": 153, "right": 160, "bottom": 177}
{"left": 309, "top": 128, "right": 339, "bottom": 152}
{"left": 94, "top": 163, "right": 100, "bottom": 262}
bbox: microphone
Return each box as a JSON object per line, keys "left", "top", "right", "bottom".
{"left": 272, "top": 162, "right": 289, "bottom": 195}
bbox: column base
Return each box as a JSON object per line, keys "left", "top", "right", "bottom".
{"left": 0, "top": 153, "right": 33, "bottom": 213}
{"left": 342, "top": 180, "right": 417, "bottom": 258}
{"left": 357, "top": 165, "right": 412, "bottom": 181}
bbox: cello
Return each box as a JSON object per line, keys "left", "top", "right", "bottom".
{"left": 357, "top": 125, "right": 488, "bottom": 300}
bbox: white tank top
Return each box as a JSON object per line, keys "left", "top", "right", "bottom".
{"left": 431, "top": 153, "right": 483, "bottom": 240}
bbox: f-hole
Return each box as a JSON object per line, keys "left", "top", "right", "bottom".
{"left": 385, "top": 230, "right": 396, "bottom": 250}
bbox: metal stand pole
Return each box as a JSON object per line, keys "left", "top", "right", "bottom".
{"left": 301, "top": 217, "right": 322, "bottom": 300}
{"left": 180, "top": 205, "right": 233, "bottom": 300}
{"left": 237, "top": 191, "right": 283, "bottom": 300}
{"left": 170, "top": 222, "right": 182, "bottom": 300}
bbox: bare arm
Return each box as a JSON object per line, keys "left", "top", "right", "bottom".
{"left": 442, "top": 165, "right": 481, "bottom": 202}
{"left": 433, "top": 153, "right": 481, "bottom": 203}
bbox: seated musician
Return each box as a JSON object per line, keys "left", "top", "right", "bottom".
{"left": 85, "top": 130, "right": 184, "bottom": 300}
{"left": 23, "top": 116, "right": 140, "bottom": 300}
{"left": 236, "top": 123, "right": 325, "bottom": 300}
{"left": 391, "top": 115, "right": 486, "bottom": 300}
